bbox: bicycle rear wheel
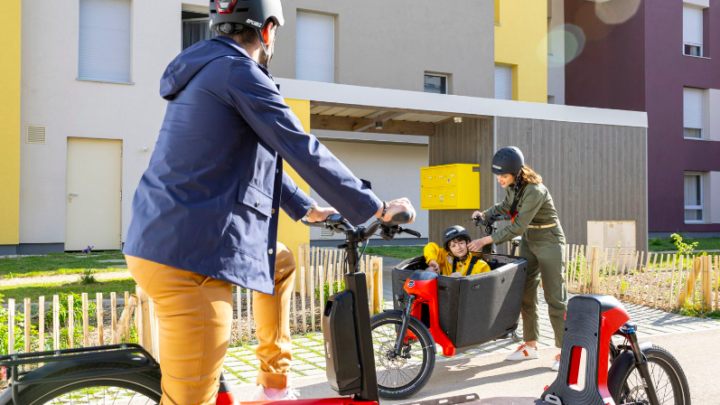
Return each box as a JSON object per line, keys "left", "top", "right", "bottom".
{"left": 16, "top": 362, "right": 161, "bottom": 405}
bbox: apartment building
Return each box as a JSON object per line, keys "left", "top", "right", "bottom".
{"left": 565, "top": 0, "right": 720, "bottom": 237}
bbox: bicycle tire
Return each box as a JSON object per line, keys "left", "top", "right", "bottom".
{"left": 370, "top": 312, "right": 436, "bottom": 400}
{"left": 15, "top": 362, "right": 162, "bottom": 405}
{"left": 608, "top": 345, "right": 691, "bottom": 405}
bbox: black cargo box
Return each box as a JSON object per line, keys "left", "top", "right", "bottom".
{"left": 392, "top": 254, "right": 527, "bottom": 349}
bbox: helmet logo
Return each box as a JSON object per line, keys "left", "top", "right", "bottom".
{"left": 408, "top": 280, "right": 415, "bottom": 288}
{"left": 492, "top": 164, "right": 502, "bottom": 170}
{"left": 217, "top": 0, "right": 237, "bottom": 14}
{"left": 246, "top": 19, "right": 263, "bottom": 28}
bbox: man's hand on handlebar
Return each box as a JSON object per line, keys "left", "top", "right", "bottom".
{"left": 471, "top": 211, "right": 485, "bottom": 221}
{"left": 305, "top": 205, "right": 339, "bottom": 223}
{"left": 376, "top": 198, "right": 416, "bottom": 224}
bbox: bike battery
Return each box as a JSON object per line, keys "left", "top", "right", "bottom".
{"left": 322, "top": 290, "right": 362, "bottom": 396}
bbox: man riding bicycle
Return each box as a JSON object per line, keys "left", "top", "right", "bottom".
{"left": 123, "top": 0, "right": 414, "bottom": 403}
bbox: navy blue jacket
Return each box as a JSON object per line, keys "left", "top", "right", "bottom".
{"left": 124, "top": 37, "right": 381, "bottom": 294}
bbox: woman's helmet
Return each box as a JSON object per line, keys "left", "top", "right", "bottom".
{"left": 443, "top": 226, "right": 471, "bottom": 251}
{"left": 491, "top": 146, "right": 524, "bottom": 175}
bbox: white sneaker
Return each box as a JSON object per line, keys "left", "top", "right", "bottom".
{"left": 551, "top": 353, "right": 561, "bottom": 371}
{"left": 506, "top": 343, "right": 540, "bottom": 361}
{"left": 251, "top": 385, "right": 300, "bottom": 401}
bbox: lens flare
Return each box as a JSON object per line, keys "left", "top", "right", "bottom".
{"left": 543, "top": 24, "right": 587, "bottom": 67}
{"left": 595, "top": 0, "right": 642, "bottom": 25}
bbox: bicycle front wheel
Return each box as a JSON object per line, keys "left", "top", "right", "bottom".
{"left": 16, "top": 362, "right": 161, "bottom": 405}
{"left": 371, "top": 312, "right": 436, "bottom": 399}
{"left": 609, "top": 345, "right": 691, "bottom": 405}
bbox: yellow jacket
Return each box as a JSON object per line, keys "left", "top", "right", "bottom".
{"left": 423, "top": 243, "right": 491, "bottom": 277}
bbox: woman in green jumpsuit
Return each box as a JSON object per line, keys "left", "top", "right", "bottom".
{"left": 469, "top": 147, "right": 567, "bottom": 371}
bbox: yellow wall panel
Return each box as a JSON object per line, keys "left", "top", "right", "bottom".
{"left": 0, "top": 0, "right": 22, "bottom": 245}
{"left": 495, "top": 0, "right": 547, "bottom": 103}
{"left": 278, "top": 99, "right": 311, "bottom": 261}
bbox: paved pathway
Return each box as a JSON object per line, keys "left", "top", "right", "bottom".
{"left": 221, "top": 256, "right": 720, "bottom": 386}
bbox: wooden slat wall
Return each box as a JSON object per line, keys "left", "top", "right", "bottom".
{"left": 495, "top": 117, "right": 648, "bottom": 251}
{"left": 428, "top": 117, "right": 494, "bottom": 243}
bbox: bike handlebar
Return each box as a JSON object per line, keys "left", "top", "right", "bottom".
{"left": 301, "top": 211, "right": 421, "bottom": 242}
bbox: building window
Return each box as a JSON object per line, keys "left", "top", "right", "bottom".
{"left": 424, "top": 74, "right": 448, "bottom": 94}
{"left": 78, "top": 0, "right": 132, "bottom": 83}
{"left": 683, "top": 87, "right": 704, "bottom": 139}
{"left": 182, "top": 10, "right": 216, "bottom": 50}
{"left": 495, "top": 64, "right": 513, "bottom": 100}
{"left": 683, "top": 4, "right": 704, "bottom": 57}
{"left": 685, "top": 173, "right": 704, "bottom": 223}
{"left": 296, "top": 11, "right": 335, "bottom": 83}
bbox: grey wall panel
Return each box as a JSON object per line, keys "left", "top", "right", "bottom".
{"left": 428, "top": 118, "right": 494, "bottom": 244}
{"left": 272, "top": 0, "right": 494, "bottom": 99}
{"left": 495, "top": 117, "right": 648, "bottom": 251}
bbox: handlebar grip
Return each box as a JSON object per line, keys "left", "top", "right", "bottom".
{"left": 301, "top": 219, "right": 327, "bottom": 228}
{"left": 383, "top": 210, "right": 415, "bottom": 227}
{"left": 403, "top": 228, "right": 422, "bottom": 238}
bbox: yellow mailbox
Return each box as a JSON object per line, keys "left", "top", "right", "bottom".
{"left": 420, "top": 164, "right": 480, "bottom": 210}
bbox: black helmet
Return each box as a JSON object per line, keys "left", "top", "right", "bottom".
{"left": 491, "top": 146, "right": 524, "bottom": 175}
{"left": 442, "top": 226, "right": 471, "bottom": 250}
{"left": 209, "top": 0, "right": 285, "bottom": 35}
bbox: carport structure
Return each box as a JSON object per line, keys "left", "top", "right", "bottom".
{"left": 277, "top": 79, "right": 649, "bottom": 251}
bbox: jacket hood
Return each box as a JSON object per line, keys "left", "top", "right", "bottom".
{"left": 160, "top": 37, "right": 249, "bottom": 100}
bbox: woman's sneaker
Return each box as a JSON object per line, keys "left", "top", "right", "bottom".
{"left": 506, "top": 343, "right": 539, "bottom": 361}
{"left": 551, "top": 353, "right": 561, "bottom": 371}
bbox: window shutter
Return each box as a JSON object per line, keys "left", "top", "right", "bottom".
{"left": 79, "top": 0, "right": 132, "bottom": 83}
{"left": 296, "top": 12, "right": 335, "bottom": 83}
{"left": 683, "top": 5, "right": 703, "bottom": 47}
{"left": 495, "top": 65, "right": 512, "bottom": 100}
{"left": 683, "top": 87, "right": 703, "bottom": 130}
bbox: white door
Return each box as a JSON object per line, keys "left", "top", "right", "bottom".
{"left": 65, "top": 138, "right": 122, "bottom": 251}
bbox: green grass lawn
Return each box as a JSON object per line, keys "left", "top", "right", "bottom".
{"left": 0, "top": 278, "right": 137, "bottom": 302}
{"left": 0, "top": 251, "right": 127, "bottom": 279}
{"left": 648, "top": 237, "right": 720, "bottom": 252}
{"left": 363, "top": 245, "right": 424, "bottom": 260}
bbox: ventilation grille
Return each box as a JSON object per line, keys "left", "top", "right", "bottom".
{"left": 27, "top": 125, "right": 46, "bottom": 144}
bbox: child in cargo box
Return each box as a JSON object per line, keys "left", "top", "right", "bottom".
{"left": 424, "top": 225, "right": 491, "bottom": 277}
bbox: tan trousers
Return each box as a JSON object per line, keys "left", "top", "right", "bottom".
{"left": 126, "top": 242, "right": 296, "bottom": 405}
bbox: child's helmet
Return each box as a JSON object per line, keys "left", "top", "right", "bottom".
{"left": 443, "top": 226, "right": 471, "bottom": 250}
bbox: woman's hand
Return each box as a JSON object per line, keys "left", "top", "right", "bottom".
{"left": 426, "top": 260, "right": 440, "bottom": 274}
{"left": 468, "top": 236, "right": 493, "bottom": 251}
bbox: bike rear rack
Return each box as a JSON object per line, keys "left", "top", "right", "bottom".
{"left": 1, "top": 344, "right": 160, "bottom": 405}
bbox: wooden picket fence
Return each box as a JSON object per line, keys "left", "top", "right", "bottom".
{"left": 565, "top": 245, "right": 720, "bottom": 312}
{"left": 3, "top": 245, "right": 383, "bottom": 357}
